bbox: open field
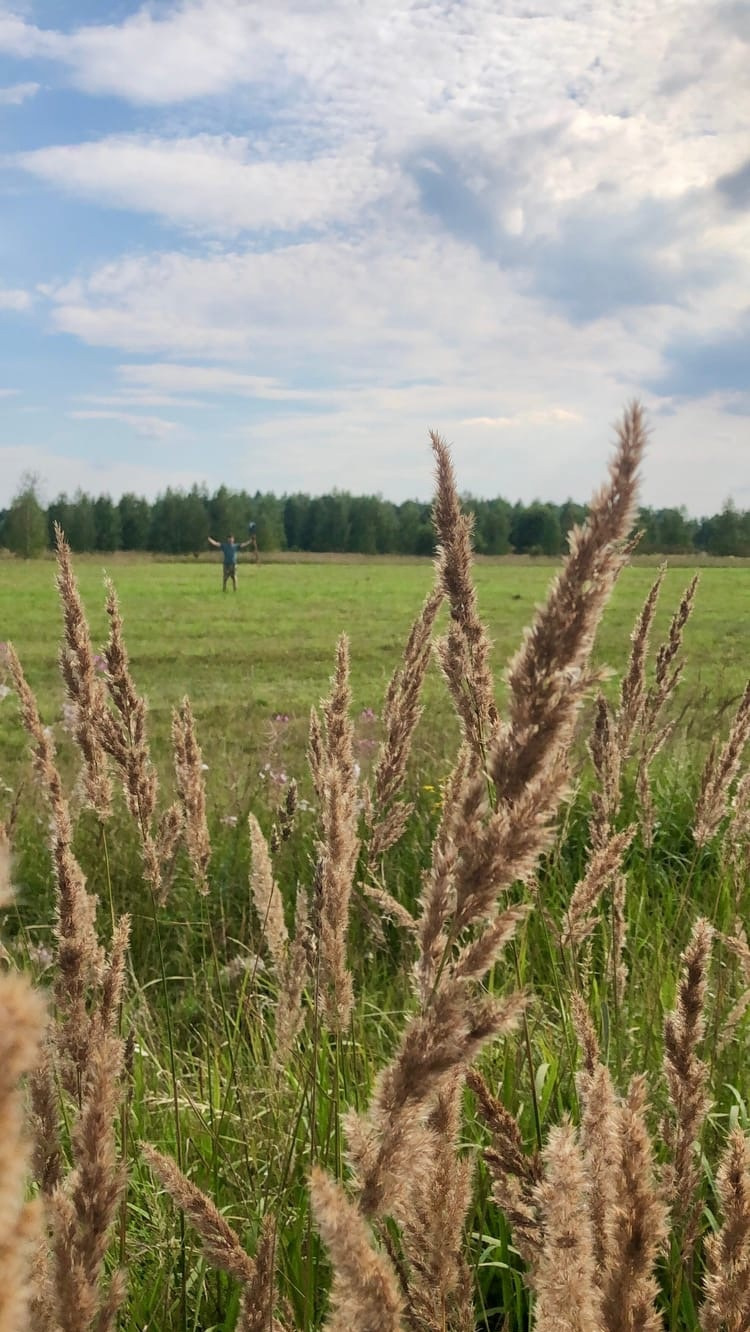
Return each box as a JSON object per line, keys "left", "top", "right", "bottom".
{"left": 1, "top": 517, "right": 750, "bottom": 1332}
{"left": 2, "top": 556, "right": 748, "bottom": 782}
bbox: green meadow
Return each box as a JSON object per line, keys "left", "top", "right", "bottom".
{"left": 1, "top": 549, "right": 749, "bottom": 1332}
{"left": 2, "top": 554, "right": 748, "bottom": 781}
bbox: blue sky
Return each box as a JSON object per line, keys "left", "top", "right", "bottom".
{"left": 0, "top": 0, "right": 748, "bottom": 512}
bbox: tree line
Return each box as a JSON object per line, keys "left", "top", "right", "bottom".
{"left": 2, "top": 475, "right": 750, "bottom": 559}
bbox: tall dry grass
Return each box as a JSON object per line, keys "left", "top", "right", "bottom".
{"left": 1, "top": 402, "right": 749, "bottom": 1331}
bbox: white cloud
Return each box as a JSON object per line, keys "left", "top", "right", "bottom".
{"left": 68, "top": 410, "right": 177, "bottom": 439}
{"left": 0, "top": 3, "right": 261, "bottom": 103}
{"left": 0, "top": 388, "right": 19, "bottom": 398}
{"left": 223, "top": 388, "right": 747, "bottom": 516}
{"left": 2, "top": 0, "right": 749, "bottom": 514}
{"left": 116, "top": 362, "right": 330, "bottom": 401}
{"left": 462, "top": 409, "right": 583, "bottom": 428}
{"left": 18, "top": 135, "right": 392, "bottom": 234}
{"left": 0, "top": 443, "right": 205, "bottom": 506}
{"left": 43, "top": 233, "right": 545, "bottom": 362}
{"left": 1, "top": 391, "right": 741, "bottom": 514}
{"left": 43, "top": 230, "right": 713, "bottom": 382}
{"left": 0, "top": 80, "right": 39, "bottom": 104}
{"left": 78, "top": 391, "right": 208, "bottom": 409}
{"left": 0, "top": 287, "right": 31, "bottom": 311}
{"left": 1, "top": 1, "right": 747, "bottom": 207}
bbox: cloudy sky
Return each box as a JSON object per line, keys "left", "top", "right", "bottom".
{"left": 0, "top": 0, "right": 748, "bottom": 512}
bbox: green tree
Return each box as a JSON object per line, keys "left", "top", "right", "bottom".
{"left": 348, "top": 496, "right": 379, "bottom": 554}
{"left": 710, "top": 500, "right": 741, "bottom": 557}
{"left": 511, "top": 502, "right": 562, "bottom": 556}
{"left": 655, "top": 507, "right": 694, "bottom": 553}
{"left": 47, "top": 495, "right": 73, "bottom": 547}
{"left": 180, "top": 487, "right": 210, "bottom": 555}
{"left": 375, "top": 499, "right": 399, "bottom": 554}
{"left": 470, "top": 497, "right": 512, "bottom": 554}
{"left": 94, "top": 495, "right": 122, "bottom": 551}
{"left": 66, "top": 491, "right": 97, "bottom": 552}
{"left": 396, "top": 500, "right": 433, "bottom": 554}
{"left": 310, "top": 492, "right": 350, "bottom": 552}
{"left": 208, "top": 486, "right": 248, "bottom": 543}
{"left": 118, "top": 494, "right": 151, "bottom": 550}
{"left": 251, "top": 492, "right": 285, "bottom": 551}
{"left": 2, "top": 474, "right": 47, "bottom": 558}
{"left": 283, "top": 494, "right": 310, "bottom": 549}
{"left": 636, "top": 506, "right": 660, "bottom": 553}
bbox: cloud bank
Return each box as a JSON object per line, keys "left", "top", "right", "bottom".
{"left": 0, "top": 0, "right": 747, "bottom": 511}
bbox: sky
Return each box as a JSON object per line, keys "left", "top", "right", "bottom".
{"left": 0, "top": 0, "right": 748, "bottom": 514}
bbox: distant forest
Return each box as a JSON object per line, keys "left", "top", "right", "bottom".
{"left": 2, "top": 480, "right": 750, "bottom": 558}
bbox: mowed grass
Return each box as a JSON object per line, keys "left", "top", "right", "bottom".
{"left": 2, "top": 555, "right": 748, "bottom": 789}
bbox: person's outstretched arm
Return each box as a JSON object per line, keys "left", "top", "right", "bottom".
{"left": 207, "top": 536, "right": 220, "bottom": 548}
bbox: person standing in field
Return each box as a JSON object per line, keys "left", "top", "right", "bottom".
{"left": 207, "top": 533, "right": 254, "bottom": 591}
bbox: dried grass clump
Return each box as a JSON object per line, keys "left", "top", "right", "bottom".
{"left": 532, "top": 1122, "right": 602, "bottom": 1332}
{"left": 97, "top": 578, "right": 164, "bottom": 893}
{"left": 5, "top": 642, "right": 131, "bottom": 1331}
{"left": 694, "top": 680, "right": 750, "bottom": 846}
{"left": 0, "top": 952, "right": 46, "bottom": 1332}
{"left": 249, "top": 813, "right": 310, "bottom": 1060}
{"left": 310, "top": 634, "right": 360, "bottom": 1031}
{"left": 663, "top": 916, "right": 714, "bottom": 1260}
{"left": 172, "top": 696, "right": 211, "bottom": 893}
{"left": 701, "top": 1127, "right": 750, "bottom": 1332}
{"left": 637, "top": 572, "right": 698, "bottom": 845}
{"left": 310, "top": 1168, "right": 404, "bottom": 1332}
{"left": 581, "top": 566, "right": 697, "bottom": 998}
{"left": 431, "top": 431, "right": 498, "bottom": 758}
{"left": 599, "top": 1074, "right": 668, "bottom": 1332}
{"left": 145, "top": 1148, "right": 287, "bottom": 1332}
{"left": 53, "top": 551, "right": 215, "bottom": 902}
{"left": 493, "top": 404, "right": 644, "bottom": 802}
{"left": 367, "top": 586, "right": 444, "bottom": 861}
{"left": 6, "top": 646, "right": 105, "bottom": 1083}
{"left": 311, "top": 405, "right": 647, "bottom": 1329}
{"left": 414, "top": 404, "right": 644, "bottom": 1007}
{"left": 467, "top": 1066, "right": 542, "bottom": 1266}
{"left": 54, "top": 525, "right": 113, "bottom": 819}
{"left": 473, "top": 1004, "right": 669, "bottom": 1332}
{"left": 560, "top": 824, "right": 635, "bottom": 950}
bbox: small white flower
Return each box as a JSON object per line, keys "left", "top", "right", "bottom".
{"left": 201, "top": 762, "right": 209, "bottom": 772}
{"left": 0, "top": 684, "right": 10, "bottom": 702}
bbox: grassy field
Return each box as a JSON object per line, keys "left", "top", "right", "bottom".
{"left": 2, "top": 555, "right": 748, "bottom": 782}
{"left": 1, "top": 542, "right": 750, "bottom": 1332}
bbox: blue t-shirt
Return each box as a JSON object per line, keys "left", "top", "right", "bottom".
{"left": 221, "top": 541, "right": 240, "bottom": 566}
